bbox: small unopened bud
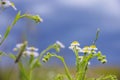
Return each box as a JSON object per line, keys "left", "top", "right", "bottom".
{"left": 101, "top": 59, "right": 107, "bottom": 64}
{"left": 97, "top": 56, "right": 103, "bottom": 61}
{"left": 42, "top": 58, "right": 47, "bottom": 63}
{"left": 32, "top": 15, "right": 43, "bottom": 23}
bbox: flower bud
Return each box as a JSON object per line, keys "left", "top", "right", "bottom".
{"left": 101, "top": 59, "right": 107, "bottom": 64}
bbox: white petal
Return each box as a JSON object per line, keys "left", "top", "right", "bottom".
{"left": 16, "top": 43, "right": 24, "bottom": 48}
{"left": 27, "top": 47, "right": 39, "bottom": 51}
{"left": 56, "top": 41, "right": 65, "bottom": 48}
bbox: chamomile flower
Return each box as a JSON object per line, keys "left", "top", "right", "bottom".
{"left": 23, "top": 46, "right": 39, "bottom": 57}
{"left": 69, "top": 41, "right": 82, "bottom": 52}
{"left": 82, "top": 46, "right": 91, "bottom": 54}
{"left": 0, "top": 0, "right": 17, "bottom": 10}
{"left": 89, "top": 45, "right": 98, "bottom": 51}
{"left": 82, "top": 45, "right": 98, "bottom": 54}
{"left": 71, "top": 41, "right": 80, "bottom": 46}
{"left": 69, "top": 45, "right": 82, "bottom": 52}
{"left": 23, "top": 50, "right": 39, "bottom": 57}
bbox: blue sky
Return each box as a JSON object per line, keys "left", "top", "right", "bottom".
{"left": 0, "top": 0, "right": 120, "bottom": 66}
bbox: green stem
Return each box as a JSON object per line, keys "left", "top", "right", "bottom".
{"left": 18, "top": 62, "right": 29, "bottom": 80}
{"left": 15, "top": 41, "right": 27, "bottom": 63}
{"left": 38, "top": 45, "right": 54, "bottom": 60}
{"left": 0, "top": 11, "right": 21, "bottom": 45}
{"left": 29, "top": 69, "right": 33, "bottom": 80}
{"left": 77, "top": 60, "right": 88, "bottom": 80}
{"left": 74, "top": 49, "right": 79, "bottom": 72}
{"left": 77, "top": 54, "right": 93, "bottom": 80}
{"left": 52, "top": 55, "right": 72, "bottom": 80}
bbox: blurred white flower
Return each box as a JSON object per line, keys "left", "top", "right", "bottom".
{"left": 23, "top": 50, "right": 39, "bottom": 57}
{"left": 26, "top": 46, "right": 39, "bottom": 51}
{"left": 0, "top": 0, "right": 17, "bottom": 10}
{"left": 56, "top": 41, "right": 65, "bottom": 48}
{"left": 13, "top": 43, "right": 24, "bottom": 51}
{"left": 82, "top": 45, "right": 98, "bottom": 54}
{"left": 16, "top": 43, "right": 24, "bottom": 48}
{"left": 23, "top": 46, "right": 39, "bottom": 57}
{"left": 69, "top": 45, "right": 82, "bottom": 52}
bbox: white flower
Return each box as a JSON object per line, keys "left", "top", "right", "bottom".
{"left": 56, "top": 41, "right": 65, "bottom": 48}
{"left": 23, "top": 50, "right": 39, "bottom": 57}
{"left": 13, "top": 43, "right": 24, "bottom": 51}
{"left": 16, "top": 43, "right": 24, "bottom": 49}
{"left": 26, "top": 47, "right": 39, "bottom": 51}
{"left": 0, "top": 0, "right": 17, "bottom": 10}
{"left": 69, "top": 41, "right": 82, "bottom": 52}
{"left": 82, "top": 46, "right": 91, "bottom": 54}
{"left": 69, "top": 45, "right": 82, "bottom": 52}
{"left": 71, "top": 41, "right": 80, "bottom": 46}
{"left": 23, "top": 46, "right": 39, "bottom": 57}
{"left": 89, "top": 45, "right": 98, "bottom": 51}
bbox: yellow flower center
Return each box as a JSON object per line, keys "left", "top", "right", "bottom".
{"left": 71, "top": 41, "right": 80, "bottom": 46}
{"left": 83, "top": 46, "right": 90, "bottom": 53}
{"left": 90, "top": 45, "right": 96, "bottom": 49}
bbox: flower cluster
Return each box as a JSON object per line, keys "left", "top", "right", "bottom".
{"left": 23, "top": 47, "right": 39, "bottom": 57}
{"left": 69, "top": 41, "right": 98, "bottom": 54}
{"left": 13, "top": 42, "right": 39, "bottom": 57}
{"left": 69, "top": 41, "right": 107, "bottom": 64}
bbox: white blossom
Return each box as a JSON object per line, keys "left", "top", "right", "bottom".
{"left": 23, "top": 50, "right": 39, "bottom": 57}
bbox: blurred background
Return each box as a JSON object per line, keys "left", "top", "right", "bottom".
{"left": 0, "top": 0, "right": 120, "bottom": 79}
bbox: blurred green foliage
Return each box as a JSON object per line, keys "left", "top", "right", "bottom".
{"left": 0, "top": 66, "right": 119, "bottom": 80}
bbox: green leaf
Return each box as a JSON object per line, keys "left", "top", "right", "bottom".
{"left": 9, "top": 53, "right": 16, "bottom": 60}
{"left": 18, "top": 62, "right": 29, "bottom": 80}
